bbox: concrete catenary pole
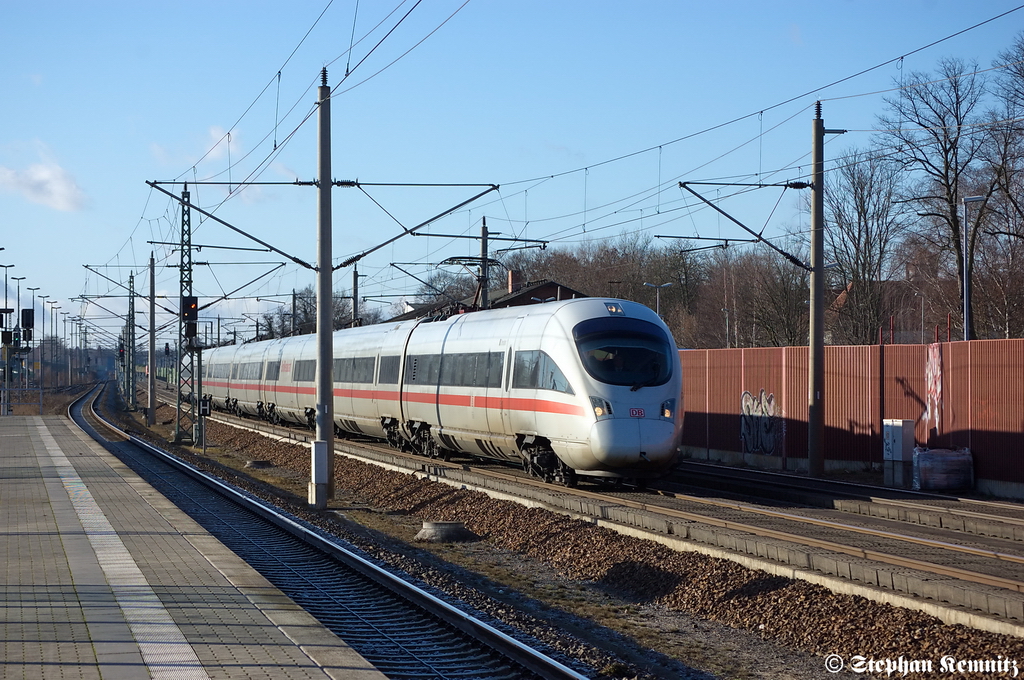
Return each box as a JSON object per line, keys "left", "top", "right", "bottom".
{"left": 480, "top": 218, "right": 489, "bottom": 310}
{"left": 148, "top": 253, "right": 156, "bottom": 426}
{"left": 128, "top": 273, "right": 136, "bottom": 410}
{"left": 310, "top": 67, "right": 335, "bottom": 508}
{"left": 808, "top": 102, "right": 845, "bottom": 479}
{"left": 352, "top": 264, "right": 359, "bottom": 327}
{"left": 808, "top": 105, "right": 825, "bottom": 479}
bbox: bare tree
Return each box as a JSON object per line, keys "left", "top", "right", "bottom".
{"left": 968, "top": 36, "right": 1024, "bottom": 338}
{"left": 823, "top": 148, "right": 910, "bottom": 344}
{"left": 413, "top": 269, "right": 477, "bottom": 306}
{"left": 738, "top": 248, "right": 810, "bottom": 347}
{"left": 877, "top": 57, "right": 993, "bottom": 339}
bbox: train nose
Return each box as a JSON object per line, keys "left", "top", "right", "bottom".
{"left": 588, "top": 417, "right": 678, "bottom": 469}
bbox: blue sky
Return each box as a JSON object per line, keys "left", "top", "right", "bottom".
{"left": 2, "top": 1, "right": 1024, "bottom": 346}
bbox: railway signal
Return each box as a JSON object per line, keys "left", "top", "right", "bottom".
{"left": 182, "top": 295, "right": 198, "bottom": 338}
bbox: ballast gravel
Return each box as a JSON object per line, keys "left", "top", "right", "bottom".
{"left": 123, "top": 405, "right": 1024, "bottom": 679}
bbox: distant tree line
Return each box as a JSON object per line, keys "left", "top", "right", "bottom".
{"left": 261, "top": 34, "right": 1024, "bottom": 349}
{"left": 254, "top": 285, "right": 385, "bottom": 340}
{"left": 415, "top": 32, "right": 1024, "bottom": 348}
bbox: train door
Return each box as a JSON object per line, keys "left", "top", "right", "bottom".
{"left": 499, "top": 316, "right": 526, "bottom": 442}
{"left": 261, "top": 341, "right": 284, "bottom": 421}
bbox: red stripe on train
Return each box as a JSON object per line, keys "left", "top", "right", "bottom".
{"left": 207, "top": 382, "right": 584, "bottom": 417}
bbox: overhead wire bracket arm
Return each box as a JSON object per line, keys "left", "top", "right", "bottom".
{"left": 84, "top": 264, "right": 179, "bottom": 315}
{"left": 146, "top": 180, "right": 315, "bottom": 270}
{"left": 336, "top": 184, "right": 500, "bottom": 270}
{"left": 678, "top": 182, "right": 810, "bottom": 271}
{"left": 411, "top": 232, "right": 548, "bottom": 246}
{"left": 681, "top": 180, "right": 813, "bottom": 189}
{"left": 147, "top": 240, "right": 273, "bottom": 253}
{"left": 196, "top": 263, "right": 287, "bottom": 312}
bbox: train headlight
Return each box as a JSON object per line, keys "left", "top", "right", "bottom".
{"left": 590, "top": 396, "right": 613, "bottom": 419}
{"left": 661, "top": 398, "right": 676, "bottom": 419}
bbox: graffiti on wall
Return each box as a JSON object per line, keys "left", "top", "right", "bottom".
{"left": 925, "top": 343, "right": 943, "bottom": 435}
{"left": 740, "top": 389, "right": 781, "bottom": 455}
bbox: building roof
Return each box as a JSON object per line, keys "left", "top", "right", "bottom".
{"left": 386, "top": 277, "right": 588, "bottom": 322}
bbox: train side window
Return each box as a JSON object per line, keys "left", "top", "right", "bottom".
{"left": 333, "top": 357, "right": 377, "bottom": 384}
{"left": 352, "top": 357, "right": 375, "bottom": 383}
{"left": 240, "top": 362, "right": 261, "bottom": 380}
{"left": 512, "top": 350, "right": 575, "bottom": 395}
{"left": 265, "top": 361, "right": 280, "bottom": 381}
{"left": 485, "top": 352, "right": 503, "bottom": 388}
{"left": 230, "top": 363, "right": 239, "bottom": 380}
{"left": 405, "top": 354, "right": 440, "bottom": 385}
{"left": 378, "top": 355, "right": 400, "bottom": 384}
{"left": 293, "top": 359, "right": 316, "bottom": 382}
{"left": 438, "top": 352, "right": 503, "bottom": 388}
{"left": 504, "top": 350, "right": 513, "bottom": 390}
{"left": 440, "top": 353, "right": 473, "bottom": 386}
{"left": 332, "top": 358, "right": 352, "bottom": 383}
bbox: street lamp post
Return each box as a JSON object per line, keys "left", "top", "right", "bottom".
{"left": 0, "top": 265, "right": 13, "bottom": 329}
{"left": 12, "top": 276, "right": 24, "bottom": 334}
{"left": 11, "top": 277, "right": 25, "bottom": 391}
{"left": 26, "top": 287, "right": 38, "bottom": 388}
{"left": 68, "top": 316, "right": 79, "bottom": 386}
{"left": 61, "top": 312, "right": 69, "bottom": 387}
{"left": 49, "top": 304, "right": 59, "bottom": 388}
{"left": 643, "top": 282, "right": 672, "bottom": 317}
{"left": 914, "top": 292, "right": 924, "bottom": 345}
{"left": 962, "top": 196, "right": 985, "bottom": 342}
{"left": 26, "top": 286, "right": 39, "bottom": 387}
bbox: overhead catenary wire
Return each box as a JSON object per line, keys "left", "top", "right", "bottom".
{"left": 114, "top": 4, "right": 1024, "bottom": 313}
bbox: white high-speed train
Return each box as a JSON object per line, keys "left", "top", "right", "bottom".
{"left": 197, "top": 298, "right": 682, "bottom": 485}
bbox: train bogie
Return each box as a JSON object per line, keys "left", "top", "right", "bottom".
{"left": 196, "top": 298, "right": 682, "bottom": 484}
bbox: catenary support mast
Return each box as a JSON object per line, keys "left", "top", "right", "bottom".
{"left": 310, "top": 68, "right": 335, "bottom": 508}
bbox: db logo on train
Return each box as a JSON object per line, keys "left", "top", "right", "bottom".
{"left": 629, "top": 408, "right": 645, "bottom": 418}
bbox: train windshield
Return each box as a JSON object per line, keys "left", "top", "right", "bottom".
{"left": 573, "top": 317, "right": 673, "bottom": 389}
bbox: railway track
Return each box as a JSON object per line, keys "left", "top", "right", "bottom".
{"left": 75, "top": 384, "right": 591, "bottom": 680}
{"left": 172, "top": 396, "right": 1024, "bottom": 636}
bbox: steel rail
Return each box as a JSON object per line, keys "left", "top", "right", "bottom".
{"left": 79, "top": 385, "right": 589, "bottom": 680}
{"left": 155, "top": 389, "right": 1024, "bottom": 595}
{"left": 674, "top": 460, "right": 1024, "bottom": 528}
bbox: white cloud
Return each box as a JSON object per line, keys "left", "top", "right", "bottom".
{"left": 0, "top": 161, "right": 88, "bottom": 211}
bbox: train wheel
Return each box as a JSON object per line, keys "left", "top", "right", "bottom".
{"left": 559, "top": 465, "right": 578, "bottom": 489}
{"left": 384, "top": 422, "right": 404, "bottom": 450}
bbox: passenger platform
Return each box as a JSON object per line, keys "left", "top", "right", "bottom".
{"left": 0, "top": 415, "right": 386, "bottom": 680}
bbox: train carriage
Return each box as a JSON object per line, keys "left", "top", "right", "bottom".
{"left": 196, "top": 298, "right": 682, "bottom": 485}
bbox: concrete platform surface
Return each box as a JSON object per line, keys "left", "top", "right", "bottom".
{"left": 0, "top": 415, "right": 386, "bottom": 680}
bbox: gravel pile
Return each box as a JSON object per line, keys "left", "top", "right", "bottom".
{"left": 123, "top": 405, "right": 1024, "bottom": 678}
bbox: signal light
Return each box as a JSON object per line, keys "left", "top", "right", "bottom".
{"left": 184, "top": 321, "right": 197, "bottom": 338}
{"left": 21, "top": 309, "right": 33, "bottom": 329}
{"left": 182, "top": 296, "right": 198, "bottom": 321}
